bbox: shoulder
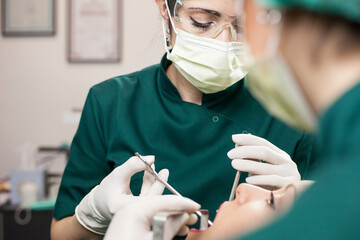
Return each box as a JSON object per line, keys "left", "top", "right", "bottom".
{"left": 89, "top": 63, "right": 161, "bottom": 101}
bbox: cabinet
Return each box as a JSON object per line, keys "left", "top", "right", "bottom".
{"left": 0, "top": 204, "right": 53, "bottom": 240}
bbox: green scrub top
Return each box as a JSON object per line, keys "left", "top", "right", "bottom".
{"left": 54, "top": 55, "right": 312, "bottom": 223}
{"left": 238, "top": 82, "right": 360, "bottom": 240}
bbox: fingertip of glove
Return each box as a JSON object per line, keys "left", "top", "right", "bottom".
{"left": 232, "top": 133, "right": 246, "bottom": 142}
{"left": 182, "top": 198, "right": 201, "bottom": 210}
{"left": 228, "top": 148, "right": 241, "bottom": 159}
{"left": 231, "top": 159, "right": 240, "bottom": 168}
{"left": 177, "top": 225, "right": 190, "bottom": 236}
{"left": 245, "top": 176, "right": 260, "bottom": 184}
{"left": 193, "top": 202, "right": 201, "bottom": 210}
{"left": 231, "top": 134, "right": 241, "bottom": 143}
{"left": 159, "top": 168, "right": 169, "bottom": 175}
{"left": 188, "top": 213, "right": 198, "bottom": 225}
{"left": 227, "top": 150, "right": 233, "bottom": 159}
{"left": 143, "top": 155, "right": 155, "bottom": 165}
{"left": 130, "top": 155, "right": 155, "bottom": 170}
{"left": 232, "top": 133, "right": 254, "bottom": 144}
{"left": 158, "top": 168, "right": 170, "bottom": 180}
{"left": 180, "top": 212, "right": 190, "bottom": 222}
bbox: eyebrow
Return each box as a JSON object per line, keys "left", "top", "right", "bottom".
{"left": 188, "top": 7, "right": 222, "bottom": 17}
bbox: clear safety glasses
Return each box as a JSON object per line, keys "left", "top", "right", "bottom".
{"left": 168, "top": 0, "right": 244, "bottom": 41}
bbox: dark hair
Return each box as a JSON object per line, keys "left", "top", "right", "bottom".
{"left": 283, "top": 9, "right": 360, "bottom": 61}
{"left": 167, "top": 0, "right": 177, "bottom": 16}
{"left": 166, "top": 0, "right": 177, "bottom": 35}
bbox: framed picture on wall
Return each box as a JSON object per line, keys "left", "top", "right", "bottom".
{"left": 2, "top": 0, "right": 56, "bottom": 36}
{"left": 68, "top": 0, "right": 120, "bottom": 63}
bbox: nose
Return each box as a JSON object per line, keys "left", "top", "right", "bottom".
{"left": 216, "top": 26, "right": 235, "bottom": 42}
{"left": 235, "top": 183, "right": 269, "bottom": 205}
{"left": 213, "top": 23, "right": 237, "bottom": 42}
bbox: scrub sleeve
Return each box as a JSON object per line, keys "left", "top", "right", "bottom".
{"left": 54, "top": 55, "right": 313, "bottom": 223}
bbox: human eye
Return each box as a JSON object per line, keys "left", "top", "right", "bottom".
{"left": 190, "top": 16, "right": 214, "bottom": 30}
{"left": 233, "top": 23, "right": 243, "bottom": 33}
{"left": 265, "top": 192, "right": 276, "bottom": 210}
{"left": 232, "top": 19, "right": 243, "bottom": 33}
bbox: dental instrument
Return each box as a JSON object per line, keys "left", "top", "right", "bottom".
{"left": 135, "top": 152, "right": 213, "bottom": 226}
{"left": 229, "top": 171, "right": 241, "bottom": 201}
{"left": 229, "top": 144, "right": 242, "bottom": 201}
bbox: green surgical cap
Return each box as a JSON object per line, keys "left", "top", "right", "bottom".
{"left": 256, "top": 0, "right": 360, "bottom": 24}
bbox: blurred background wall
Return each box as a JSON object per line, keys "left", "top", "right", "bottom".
{"left": 0, "top": 0, "right": 164, "bottom": 178}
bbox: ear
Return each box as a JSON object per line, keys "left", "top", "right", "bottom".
{"left": 155, "top": 0, "right": 170, "bottom": 20}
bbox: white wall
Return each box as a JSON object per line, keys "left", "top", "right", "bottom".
{"left": 0, "top": 0, "right": 164, "bottom": 178}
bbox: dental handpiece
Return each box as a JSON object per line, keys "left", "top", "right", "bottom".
{"left": 135, "top": 152, "right": 213, "bottom": 226}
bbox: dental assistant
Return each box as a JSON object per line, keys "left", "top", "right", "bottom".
{"left": 51, "top": 0, "right": 313, "bottom": 239}
{"left": 233, "top": 0, "right": 360, "bottom": 239}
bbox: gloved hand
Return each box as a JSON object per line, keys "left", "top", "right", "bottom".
{"left": 75, "top": 155, "right": 169, "bottom": 235}
{"left": 104, "top": 195, "right": 200, "bottom": 240}
{"left": 227, "top": 134, "right": 301, "bottom": 188}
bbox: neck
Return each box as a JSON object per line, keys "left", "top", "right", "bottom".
{"left": 280, "top": 24, "right": 360, "bottom": 114}
{"left": 287, "top": 51, "right": 360, "bottom": 114}
{"left": 166, "top": 64, "right": 203, "bottom": 105}
{"left": 313, "top": 56, "right": 360, "bottom": 113}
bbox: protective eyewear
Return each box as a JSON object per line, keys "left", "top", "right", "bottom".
{"left": 168, "top": 0, "right": 244, "bottom": 41}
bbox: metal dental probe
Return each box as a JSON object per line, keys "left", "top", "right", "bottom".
{"left": 229, "top": 144, "right": 241, "bottom": 201}
{"left": 135, "top": 152, "right": 213, "bottom": 226}
{"left": 229, "top": 171, "right": 241, "bottom": 201}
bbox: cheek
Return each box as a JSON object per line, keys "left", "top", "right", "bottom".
{"left": 241, "top": 202, "right": 275, "bottom": 225}
{"left": 213, "top": 202, "right": 233, "bottom": 223}
{"left": 244, "top": 1, "right": 272, "bottom": 59}
{"left": 213, "top": 201, "right": 276, "bottom": 238}
{"left": 170, "top": 32, "right": 176, "bottom": 47}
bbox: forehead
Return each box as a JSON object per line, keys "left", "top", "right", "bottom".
{"left": 183, "top": 0, "right": 240, "bottom": 16}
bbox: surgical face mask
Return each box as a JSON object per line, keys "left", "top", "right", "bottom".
{"left": 162, "top": 0, "right": 248, "bottom": 94}
{"left": 245, "top": 11, "right": 317, "bottom": 132}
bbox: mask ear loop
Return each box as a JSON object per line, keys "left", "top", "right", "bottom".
{"left": 161, "top": 18, "right": 172, "bottom": 55}
{"left": 161, "top": 0, "right": 181, "bottom": 54}
{"left": 165, "top": 0, "right": 179, "bottom": 35}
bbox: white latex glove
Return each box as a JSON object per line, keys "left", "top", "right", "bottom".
{"left": 75, "top": 155, "right": 169, "bottom": 235}
{"left": 227, "top": 134, "right": 301, "bottom": 188}
{"left": 104, "top": 195, "right": 200, "bottom": 240}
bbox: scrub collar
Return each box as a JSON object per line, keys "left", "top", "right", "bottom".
{"left": 159, "top": 54, "right": 243, "bottom": 108}
{"left": 315, "top": 81, "right": 360, "bottom": 164}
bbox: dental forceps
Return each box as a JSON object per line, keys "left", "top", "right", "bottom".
{"left": 135, "top": 152, "right": 213, "bottom": 226}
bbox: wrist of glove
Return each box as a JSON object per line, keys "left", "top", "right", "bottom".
{"left": 75, "top": 186, "right": 110, "bottom": 235}
{"left": 74, "top": 155, "right": 165, "bottom": 235}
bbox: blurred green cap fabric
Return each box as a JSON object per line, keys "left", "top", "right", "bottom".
{"left": 256, "top": 0, "right": 360, "bottom": 23}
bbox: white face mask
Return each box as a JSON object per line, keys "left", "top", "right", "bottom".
{"left": 161, "top": 3, "right": 248, "bottom": 94}
{"left": 247, "top": 55, "right": 317, "bottom": 132}
{"left": 246, "top": 13, "right": 317, "bottom": 132}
